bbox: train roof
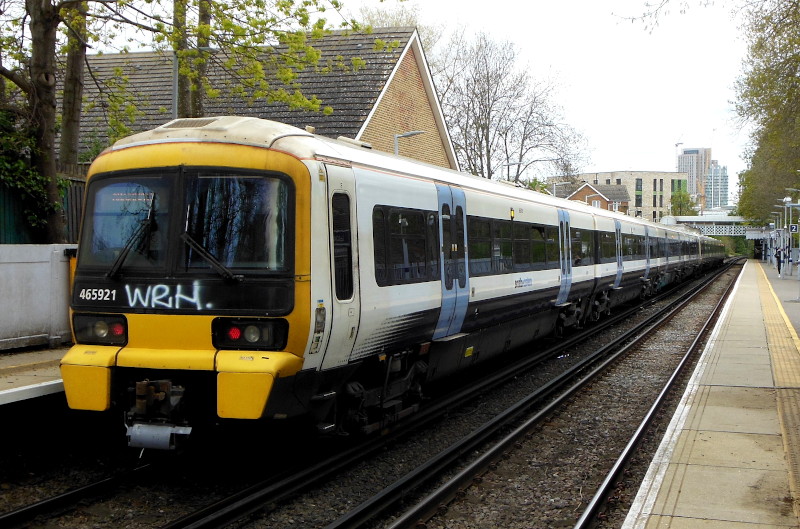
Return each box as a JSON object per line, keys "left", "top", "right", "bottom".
{"left": 106, "top": 116, "right": 719, "bottom": 243}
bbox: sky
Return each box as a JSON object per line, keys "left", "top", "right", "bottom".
{"left": 341, "top": 0, "right": 751, "bottom": 201}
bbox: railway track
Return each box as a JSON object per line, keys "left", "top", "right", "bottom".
{"left": 0, "top": 261, "right": 740, "bottom": 529}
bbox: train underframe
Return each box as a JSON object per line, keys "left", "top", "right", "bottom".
{"left": 119, "top": 263, "right": 713, "bottom": 448}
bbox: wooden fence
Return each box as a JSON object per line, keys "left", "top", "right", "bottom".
{"left": 0, "top": 163, "right": 87, "bottom": 244}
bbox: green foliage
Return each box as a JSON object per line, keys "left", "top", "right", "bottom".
{"left": 735, "top": 0, "right": 800, "bottom": 224}
{"left": 151, "top": 0, "right": 364, "bottom": 115}
{"left": 670, "top": 189, "right": 697, "bottom": 216}
{"left": 715, "top": 236, "right": 752, "bottom": 257}
{"left": 0, "top": 110, "right": 64, "bottom": 228}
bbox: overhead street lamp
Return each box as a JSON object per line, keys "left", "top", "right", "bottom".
{"left": 499, "top": 162, "right": 524, "bottom": 181}
{"left": 394, "top": 130, "right": 425, "bottom": 155}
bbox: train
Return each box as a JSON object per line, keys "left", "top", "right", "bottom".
{"left": 60, "top": 116, "right": 725, "bottom": 450}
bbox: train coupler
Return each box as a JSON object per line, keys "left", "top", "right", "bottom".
{"left": 126, "top": 422, "right": 192, "bottom": 450}
{"left": 125, "top": 378, "right": 192, "bottom": 449}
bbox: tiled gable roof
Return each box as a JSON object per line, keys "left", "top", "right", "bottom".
{"left": 593, "top": 184, "right": 630, "bottom": 202}
{"left": 79, "top": 27, "right": 416, "bottom": 154}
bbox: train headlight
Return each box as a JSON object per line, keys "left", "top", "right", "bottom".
{"left": 212, "top": 318, "right": 288, "bottom": 350}
{"left": 73, "top": 314, "right": 128, "bottom": 346}
{"left": 94, "top": 321, "right": 109, "bottom": 338}
{"left": 244, "top": 325, "right": 261, "bottom": 343}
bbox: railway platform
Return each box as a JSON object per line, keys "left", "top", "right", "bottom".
{"left": 0, "top": 346, "right": 65, "bottom": 405}
{"left": 623, "top": 259, "right": 800, "bottom": 528}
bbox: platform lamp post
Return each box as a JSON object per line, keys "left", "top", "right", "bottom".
{"left": 394, "top": 130, "right": 425, "bottom": 156}
{"left": 787, "top": 188, "right": 800, "bottom": 254}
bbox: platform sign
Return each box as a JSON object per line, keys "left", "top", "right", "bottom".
{"left": 791, "top": 224, "right": 799, "bottom": 233}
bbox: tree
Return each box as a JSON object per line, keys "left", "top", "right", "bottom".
{"left": 670, "top": 188, "right": 697, "bottom": 216}
{"left": 0, "top": 0, "right": 357, "bottom": 242}
{"left": 355, "top": 0, "right": 441, "bottom": 55}
{"left": 59, "top": 1, "right": 88, "bottom": 166}
{"left": 434, "top": 32, "right": 585, "bottom": 181}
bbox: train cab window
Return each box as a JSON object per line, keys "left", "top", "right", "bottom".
{"left": 185, "top": 174, "right": 290, "bottom": 271}
{"left": 78, "top": 176, "right": 171, "bottom": 270}
{"left": 331, "top": 193, "right": 354, "bottom": 300}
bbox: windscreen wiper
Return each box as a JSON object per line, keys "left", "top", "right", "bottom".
{"left": 106, "top": 195, "right": 156, "bottom": 279}
{"left": 180, "top": 232, "right": 244, "bottom": 282}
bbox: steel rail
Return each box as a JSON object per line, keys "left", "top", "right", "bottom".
{"left": 0, "top": 464, "right": 152, "bottom": 529}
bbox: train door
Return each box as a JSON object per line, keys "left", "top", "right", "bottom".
{"left": 321, "top": 164, "right": 361, "bottom": 369}
{"left": 614, "top": 220, "right": 623, "bottom": 288}
{"left": 556, "top": 209, "right": 572, "bottom": 305}
{"left": 433, "top": 184, "right": 469, "bottom": 339}
{"left": 644, "top": 226, "right": 651, "bottom": 279}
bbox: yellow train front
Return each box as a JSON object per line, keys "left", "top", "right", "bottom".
{"left": 61, "top": 117, "right": 320, "bottom": 449}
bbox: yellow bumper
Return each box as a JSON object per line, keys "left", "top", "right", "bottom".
{"left": 216, "top": 350, "right": 303, "bottom": 419}
{"left": 61, "top": 344, "right": 304, "bottom": 419}
{"left": 60, "top": 345, "right": 120, "bottom": 411}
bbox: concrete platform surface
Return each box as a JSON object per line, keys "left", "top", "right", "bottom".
{"left": 624, "top": 260, "right": 800, "bottom": 528}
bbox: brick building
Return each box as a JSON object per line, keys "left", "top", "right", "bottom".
{"left": 566, "top": 183, "right": 630, "bottom": 214}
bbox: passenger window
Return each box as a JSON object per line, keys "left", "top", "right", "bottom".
{"left": 389, "top": 210, "right": 427, "bottom": 282}
{"left": 332, "top": 193, "right": 353, "bottom": 300}
{"left": 373, "top": 208, "right": 387, "bottom": 286}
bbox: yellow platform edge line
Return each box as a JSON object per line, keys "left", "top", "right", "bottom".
{"left": 757, "top": 261, "right": 800, "bottom": 352}
{"left": 756, "top": 261, "right": 800, "bottom": 521}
